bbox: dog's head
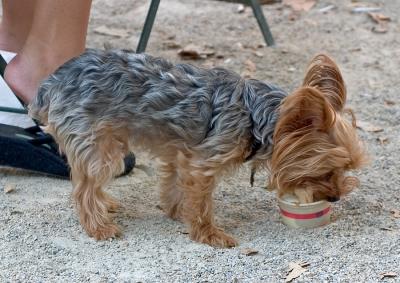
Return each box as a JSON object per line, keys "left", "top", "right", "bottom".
{"left": 269, "top": 54, "right": 367, "bottom": 203}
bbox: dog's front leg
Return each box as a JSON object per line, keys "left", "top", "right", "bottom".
{"left": 176, "top": 154, "right": 238, "bottom": 248}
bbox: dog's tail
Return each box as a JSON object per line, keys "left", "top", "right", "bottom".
{"left": 302, "top": 54, "right": 346, "bottom": 111}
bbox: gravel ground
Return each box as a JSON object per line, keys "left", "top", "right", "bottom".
{"left": 1, "top": 0, "right": 399, "bottom": 281}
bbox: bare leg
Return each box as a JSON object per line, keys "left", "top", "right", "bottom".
{"left": 0, "top": 0, "right": 36, "bottom": 52}
{"left": 3, "top": 0, "right": 92, "bottom": 103}
{"left": 159, "top": 162, "right": 184, "bottom": 220}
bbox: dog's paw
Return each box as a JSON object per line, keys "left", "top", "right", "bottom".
{"left": 89, "top": 223, "right": 121, "bottom": 240}
{"left": 164, "top": 204, "right": 183, "bottom": 221}
{"left": 106, "top": 200, "right": 120, "bottom": 213}
{"left": 191, "top": 227, "right": 238, "bottom": 248}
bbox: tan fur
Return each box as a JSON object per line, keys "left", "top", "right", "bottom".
{"left": 270, "top": 54, "right": 367, "bottom": 203}
{"left": 39, "top": 54, "right": 366, "bottom": 248}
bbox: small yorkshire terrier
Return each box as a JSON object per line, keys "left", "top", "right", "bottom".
{"left": 29, "top": 50, "right": 366, "bottom": 247}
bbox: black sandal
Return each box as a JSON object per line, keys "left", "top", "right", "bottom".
{"left": 0, "top": 53, "right": 135, "bottom": 178}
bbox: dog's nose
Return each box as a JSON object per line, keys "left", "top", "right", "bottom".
{"left": 327, "top": 196, "right": 340, "bottom": 202}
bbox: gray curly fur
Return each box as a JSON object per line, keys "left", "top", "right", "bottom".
{"left": 29, "top": 49, "right": 287, "bottom": 162}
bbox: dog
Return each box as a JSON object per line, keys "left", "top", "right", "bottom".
{"left": 29, "top": 50, "right": 366, "bottom": 247}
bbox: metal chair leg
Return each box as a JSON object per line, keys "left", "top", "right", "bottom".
{"left": 248, "top": 0, "right": 275, "bottom": 46}
{"left": 136, "top": 0, "right": 161, "bottom": 53}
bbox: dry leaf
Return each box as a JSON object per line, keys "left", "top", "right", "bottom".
{"left": 372, "top": 25, "right": 388, "bottom": 33}
{"left": 384, "top": 99, "right": 395, "bottom": 106}
{"left": 283, "top": 0, "right": 316, "bottom": 12}
{"left": 241, "top": 248, "right": 259, "bottom": 256}
{"left": 178, "top": 44, "right": 202, "bottom": 60}
{"left": 244, "top": 59, "right": 257, "bottom": 72}
{"left": 380, "top": 227, "right": 394, "bottom": 231}
{"left": 380, "top": 272, "right": 397, "bottom": 279}
{"left": 163, "top": 41, "right": 181, "bottom": 49}
{"left": 4, "top": 183, "right": 15, "bottom": 194}
{"left": 350, "top": 47, "right": 362, "bottom": 52}
{"left": 351, "top": 5, "right": 381, "bottom": 14}
{"left": 177, "top": 44, "right": 215, "bottom": 60}
{"left": 242, "top": 59, "right": 257, "bottom": 78}
{"left": 94, "top": 26, "right": 130, "bottom": 38}
{"left": 237, "top": 4, "right": 246, "bottom": 13}
{"left": 390, "top": 209, "right": 400, "bottom": 219}
{"left": 286, "top": 261, "right": 309, "bottom": 282}
{"left": 377, "top": 136, "right": 389, "bottom": 145}
{"left": 356, "top": 120, "right": 383, "bottom": 132}
{"left": 319, "top": 4, "right": 335, "bottom": 13}
{"left": 368, "top": 12, "right": 391, "bottom": 24}
{"left": 253, "top": 51, "right": 264, "bottom": 57}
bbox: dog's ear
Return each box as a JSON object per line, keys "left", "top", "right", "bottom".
{"left": 276, "top": 87, "right": 336, "bottom": 134}
{"left": 302, "top": 54, "right": 346, "bottom": 111}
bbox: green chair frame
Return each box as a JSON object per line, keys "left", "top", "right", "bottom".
{"left": 136, "top": 0, "right": 274, "bottom": 53}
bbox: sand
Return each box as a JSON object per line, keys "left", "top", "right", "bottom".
{"left": 1, "top": 0, "right": 399, "bottom": 281}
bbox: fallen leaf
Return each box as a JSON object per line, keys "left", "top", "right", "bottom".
{"left": 351, "top": 5, "right": 381, "bottom": 14}
{"left": 384, "top": 99, "right": 395, "bottom": 106}
{"left": 178, "top": 44, "right": 202, "bottom": 60}
{"left": 244, "top": 59, "right": 257, "bottom": 72}
{"left": 380, "top": 272, "right": 397, "bottom": 280}
{"left": 163, "top": 41, "right": 181, "bottom": 49}
{"left": 368, "top": 12, "right": 391, "bottom": 24}
{"left": 283, "top": 0, "right": 316, "bottom": 12}
{"left": 240, "top": 248, "right": 259, "bottom": 256}
{"left": 253, "top": 51, "right": 264, "bottom": 57}
{"left": 4, "top": 183, "right": 15, "bottom": 194}
{"left": 177, "top": 44, "right": 215, "bottom": 60}
{"left": 286, "top": 261, "right": 309, "bottom": 282}
{"left": 319, "top": 4, "right": 336, "bottom": 13}
{"left": 237, "top": 4, "right": 246, "bottom": 13}
{"left": 377, "top": 136, "right": 389, "bottom": 145}
{"left": 367, "top": 13, "right": 390, "bottom": 34}
{"left": 380, "top": 227, "right": 394, "bottom": 231}
{"left": 288, "top": 10, "right": 301, "bottom": 21}
{"left": 350, "top": 47, "right": 362, "bottom": 52}
{"left": 372, "top": 25, "right": 388, "bottom": 33}
{"left": 356, "top": 120, "right": 384, "bottom": 132}
{"left": 94, "top": 26, "right": 130, "bottom": 38}
{"left": 242, "top": 59, "right": 257, "bottom": 78}
{"left": 235, "top": 42, "right": 245, "bottom": 50}
{"left": 390, "top": 209, "right": 400, "bottom": 218}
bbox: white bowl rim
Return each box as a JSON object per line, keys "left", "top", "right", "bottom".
{"left": 277, "top": 197, "right": 330, "bottom": 208}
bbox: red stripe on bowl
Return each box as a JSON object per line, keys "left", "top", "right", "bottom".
{"left": 280, "top": 206, "right": 331, "bottom": 220}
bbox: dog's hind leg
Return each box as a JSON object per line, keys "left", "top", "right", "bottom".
{"left": 67, "top": 131, "right": 127, "bottom": 240}
{"left": 176, "top": 152, "right": 238, "bottom": 248}
{"left": 159, "top": 161, "right": 184, "bottom": 220}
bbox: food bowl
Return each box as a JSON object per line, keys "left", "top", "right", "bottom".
{"left": 278, "top": 194, "right": 332, "bottom": 229}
